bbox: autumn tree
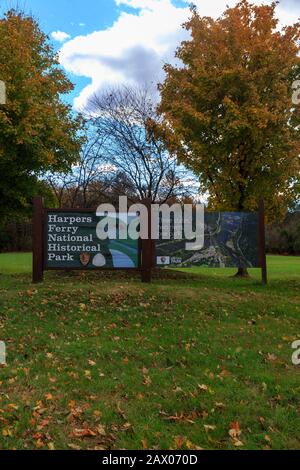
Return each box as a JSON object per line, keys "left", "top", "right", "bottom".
{"left": 159, "top": 0, "right": 300, "bottom": 273}
{"left": 0, "top": 10, "right": 83, "bottom": 224}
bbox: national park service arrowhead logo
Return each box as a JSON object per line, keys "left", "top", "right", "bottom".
{"left": 80, "top": 252, "right": 91, "bottom": 266}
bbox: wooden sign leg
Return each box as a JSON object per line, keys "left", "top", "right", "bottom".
{"left": 32, "top": 196, "right": 44, "bottom": 283}
{"left": 141, "top": 197, "right": 152, "bottom": 283}
{"left": 259, "top": 199, "right": 267, "bottom": 285}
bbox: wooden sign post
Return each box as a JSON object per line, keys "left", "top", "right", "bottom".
{"left": 259, "top": 199, "right": 267, "bottom": 285}
{"left": 141, "top": 197, "right": 153, "bottom": 283}
{"left": 32, "top": 196, "right": 44, "bottom": 283}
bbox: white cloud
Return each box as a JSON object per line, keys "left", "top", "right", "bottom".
{"left": 58, "top": 0, "right": 299, "bottom": 110}
{"left": 51, "top": 30, "right": 71, "bottom": 43}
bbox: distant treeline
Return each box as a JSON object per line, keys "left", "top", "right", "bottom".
{"left": 0, "top": 222, "right": 32, "bottom": 252}
{"left": 1, "top": 211, "right": 300, "bottom": 255}
{"left": 266, "top": 211, "right": 300, "bottom": 256}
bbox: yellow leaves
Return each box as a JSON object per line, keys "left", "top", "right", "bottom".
{"left": 6, "top": 403, "right": 18, "bottom": 411}
{"left": 158, "top": 0, "right": 300, "bottom": 220}
{"left": 2, "top": 428, "right": 13, "bottom": 437}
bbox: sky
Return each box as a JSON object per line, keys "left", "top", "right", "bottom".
{"left": 0, "top": 0, "right": 299, "bottom": 109}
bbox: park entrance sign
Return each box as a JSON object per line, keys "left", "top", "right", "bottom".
{"left": 46, "top": 211, "right": 139, "bottom": 269}
{"left": 32, "top": 197, "right": 267, "bottom": 284}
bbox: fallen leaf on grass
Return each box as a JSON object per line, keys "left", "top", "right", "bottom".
{"left": 198, "top": 384, "right": 208, "bottom": 391}
{"left": 37, "top": 418, "right": 51, "bottom": 430}
{"left": 160, "top": 411, "right": 196, "bottom": 424}
{"left": 143, "top": 375, "right": 152, "bottom": 386}
{"left": 70, "top": 428, "right": 97, "bottom": 438}
{"left": 70, "top": 424, "right": 106, "bottom": 438}
{"left": 266, "top": 353, "right": 277, "bottom": 362}
{"left": 95, "top": 424, "right": 106, "bottom": 436}
{"left": 6, "top": 403, "right": 18, "bottom": 411}
{"left": 219, "top": 369, "right": 232, "bottom": 378}
{"left": 233, "top": 439, "right": 244, "bottom": 447}
{"left": 229, "top": 421, "right": 244, "bottom": 447}
{"left": 35, "top": 439, "right": 45, "bottom": 449}
{"left": 229, "top": 421, "right": 241, "bottom": 439}
{"left": 215, "top": 402, "right": 226, "bottom": 409}
{"left": 204, "top": 425, "right": 216, "bottom": 432}
{"left": 27, "top": 289, "right": 37, "bottom": 296}
{"left": 68, "top": 443, "right": 81, "bottom": 450}
{"left": 141, "top": 439, "right": 148, "bottom": 449}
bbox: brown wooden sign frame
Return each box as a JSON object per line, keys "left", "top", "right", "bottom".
{"left": 258, "top": 199, "right": 267, "bottom": 285}
{"left": 32, "top": 196, "right": 267, "bottom": 285}
{"left": 32, "top": 196, "right": 153, "bottom": 284}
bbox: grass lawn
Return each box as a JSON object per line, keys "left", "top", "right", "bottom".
{"left": 0, "top": 253, "right": 299, "bottom": 450}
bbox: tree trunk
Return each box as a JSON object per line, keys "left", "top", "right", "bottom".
{"left": 233, "top": 267, "right": 249, "bottom": 278}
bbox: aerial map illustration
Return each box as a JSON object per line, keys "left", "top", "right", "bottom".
{"left": 156, "top": 212, "right": 260, "bottom": 268}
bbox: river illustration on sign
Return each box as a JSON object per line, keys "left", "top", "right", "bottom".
{"left": 156, "top": 212, "right": 259, "bottom": 268}
{"left": 45, "top": 212, "right": 139, "bottom": 269}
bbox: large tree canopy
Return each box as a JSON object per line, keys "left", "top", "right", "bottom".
{"left": 159, "top": 0, "right": 300, "bottom": 220}
{"left": 0, "top": 10, "right": 83, "bottom": 222}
